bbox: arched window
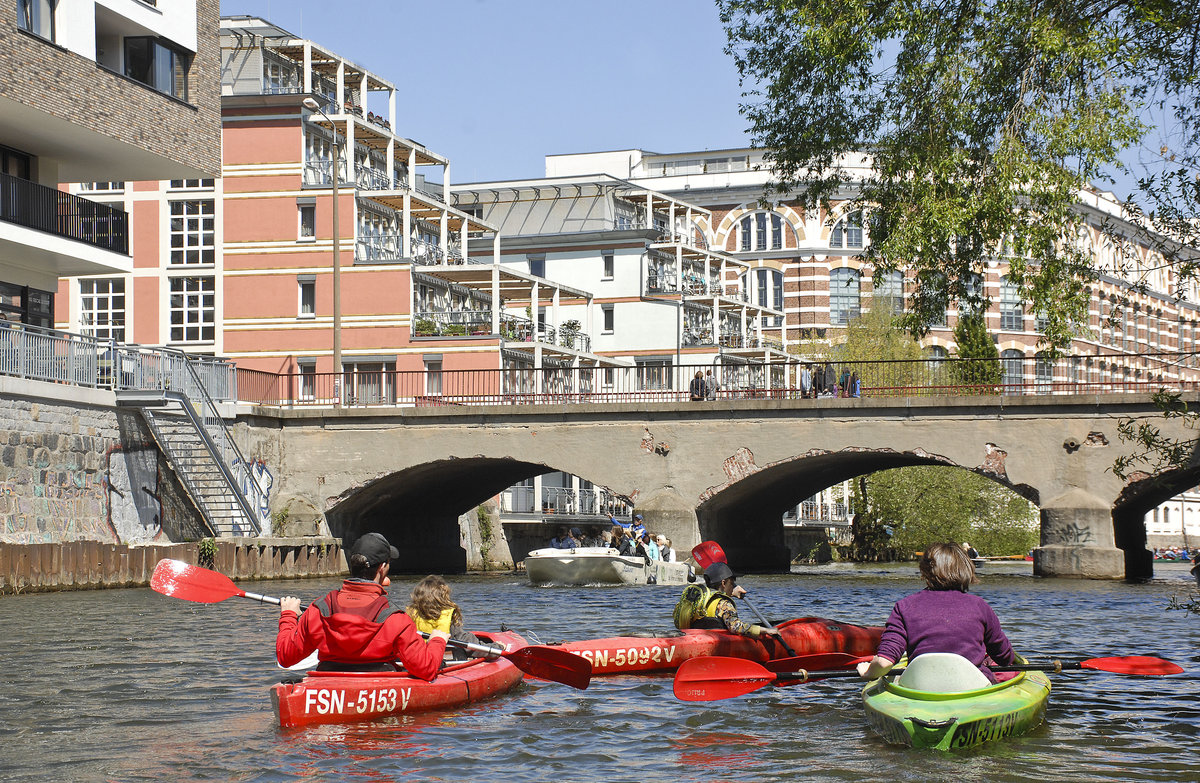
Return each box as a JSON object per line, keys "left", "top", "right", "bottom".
{"left": 926, "top": 345, "right": 948, "bottom": 366}
{"left": 873, "top": 270, "right": 904, "bottom": 313}
{"left": 739, "top": 211, "right": 788, "bottom": 251}
{"left": 1000, "top": 276, "right": 1023, "bottom": 331}
{"left": 741, "top": 268, "right": 784, "bottom": 327}
{"left": 1001, "top": 349, "right": 1024, "bottom": 395}
{"left": 1035, "top": 351, "right": 1054, "bottom": 394}
{"left": 829, "top": 211, "right": 864, "bottom": 249}
{"left": 830, "top": 268, "right": 861, "bottom": 325}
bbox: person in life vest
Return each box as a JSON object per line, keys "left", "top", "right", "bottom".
{"left": 405, "top": 574, "right": 487, "bottom": 659}
{"left": 276, "top": 532, "right": 451, "bottom": 676}
{"left": 672, "top": 562, "right": 781, "bottom": 639}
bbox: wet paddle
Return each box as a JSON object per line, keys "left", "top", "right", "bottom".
{"left": 690, "top": 541, "right": 798, "bottom": 656}
{"left": 150, "top": 558, "right": 591, "bottom": 689}
{"left": 673, "top": 655, "right": 1185, "bottom": 701}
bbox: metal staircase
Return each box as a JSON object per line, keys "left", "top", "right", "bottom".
{"left": 115, "top": 348, "right": 263, "bottom": 538}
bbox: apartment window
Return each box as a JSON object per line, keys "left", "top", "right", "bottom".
{"left": 170, "top": 200, "right": 215, "bottom": 265}
{"left": 602, "top": 305, "right": 614, "bottom": 333}
{"left": 1035, "top": 352, "right": 1054, "bottom": 393}
{"left": 0, "top": 282, "right": 52, "bottom": 328}
{"left": 829, "top": 268, "right": 861, "bottom": 325}
{"left": 17, "top": 0, "right": 54, "bottom": 41}
{"left": 739, "top": 211, "right": 786, "bottom": 252}
{"left": 960, "top": 272, "right": 985, "bottom": 314}
{"left": 1001, "top": 349, "right": 1024, "bottom": 394}
{"left": 528, "top": 254, "right": 545, "bottom": 278}
{"left": 424, "top": 357, "right": 443, "bottom": 396}
{"left": 1000, "top": 276, "right": 1024, "bottom": 330}
{"left": 635, "top": 359, "right": 672, "bottom": 391}
{"left": 873, "top": 270, "right": 904, "bottom": 313}
{"left": 298, "top": 203, "right": 316, "bottom": 240}
{"left": 297, "top": 360, "right": 316, "bottom": 400}
{"left": 169, "top": 277, "right": 215, "bottom": 343}
{"left": 124, "top": 37, "right": 189, "bottom": 101}
{"left": 741, "top": 268, "right": 784, "bottom": 327}
{"left": 79, "top": 279, "right": 126, "bottom": 342}
{"left": 1, "top": 145, "right": 32, "bottom": 180}
{"left": 298, "top": 276, "right": 315, "bottom": 318}
{"left": 602, "top": 251, "right": 614, "bottom": 280}
{"left": 79, "top": 182, "right": 124, "bottom": 193}
{"left": 830, "top": 211, "right": 864, "bottom": 249}
{"left": 169, "top": 179, "right": 214, "bottom": 190}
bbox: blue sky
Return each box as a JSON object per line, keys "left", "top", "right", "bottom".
{"left": 220, "top": 0, "right": 753, "bottom": 184}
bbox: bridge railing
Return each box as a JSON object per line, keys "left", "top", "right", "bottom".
{"left": 232, "top": 351, "right": 1200, "bottom": 408}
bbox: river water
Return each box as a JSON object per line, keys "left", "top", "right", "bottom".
{"left": 2, "top": 561, "right": 1197, "bottom": 782}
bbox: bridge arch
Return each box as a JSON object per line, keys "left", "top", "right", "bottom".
{"left": 323, "top": 457, "right": 635, "bottom": 573}
{"left": 696, "top": 447, "right": 1039, "bottom": 571}
{"left": 1113, "top": 465, "right": 1200, "bottom": 580}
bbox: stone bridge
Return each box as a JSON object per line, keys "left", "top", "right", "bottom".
{"left": 234, "top": 393, "right": 1200, "bottom": 580}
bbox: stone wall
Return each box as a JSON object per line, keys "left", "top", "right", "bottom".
{"left": 0, "top": 383, "right": 202, "bottom": 545}
{"left": 0, "top": 537, "right": 345, "bottom": 594}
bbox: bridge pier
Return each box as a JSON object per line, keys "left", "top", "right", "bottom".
{"left": 634, "top": 489, "right": 700, "bottom": 563}
{"left": 1034, "top": 489, "right": 1124, "bottom": 579}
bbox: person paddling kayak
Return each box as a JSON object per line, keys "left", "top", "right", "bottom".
{"left": 673, "top": 562, "right": 781, "bottom": 639}
{"left": 857, "top": 542, "right": 1015, "bottom": 683}
{"left": 276, "top": 533, "right": 452, "bottom": 676}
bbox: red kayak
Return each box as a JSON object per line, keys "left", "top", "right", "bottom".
{"left": 272, "top": 631, "right": 526, "bottom": 728}
{"left": 552, "top": 617, "right": 882, "bottom": 675}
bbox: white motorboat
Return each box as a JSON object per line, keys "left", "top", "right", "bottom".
{"left": 523, "top": 547, "right": 694, "bottom": 586}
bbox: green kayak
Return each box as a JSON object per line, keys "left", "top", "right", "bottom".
{"left": 862, "top": 653, "right": 1051, "bottom": 750}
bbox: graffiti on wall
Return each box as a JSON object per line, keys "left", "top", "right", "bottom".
{"left": 232, "top": 457, "right": 274, "bottom": 532}
{"left": 0, "top": 469, "right": 109, "bottom": 543}
{"left": 104, "top": 443, "right": 165, "bottom": 543}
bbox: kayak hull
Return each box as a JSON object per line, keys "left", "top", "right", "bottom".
{"left": 554, "top": 617, "right": 882, "bottom": 675}
{"left": 524, "top": 546, "right": 692, "bottom": 585}
{"left": 862, "top": 659, "right": 1051, "bottom": 750}
{"left": 271, "top": 631, "right": 525, "bottom": 728}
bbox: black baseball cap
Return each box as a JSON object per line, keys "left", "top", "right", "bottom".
{"left": 703, "top": 562, "right": 736, "bottom": 586}
{"left": 350, "top": 532, "right": 398, "bottom": 567}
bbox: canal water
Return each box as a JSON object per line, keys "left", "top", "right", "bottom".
{"left": 1, "top": 561, "right": 1197, "bottom": 782}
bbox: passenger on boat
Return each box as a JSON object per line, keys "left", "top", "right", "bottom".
{"left": 406, "top": 574, "right": 486, "bottom": 660}
{"left": 962, "top": 542, "right": 979, "bottom": 559}
{"left": 637, "top": 532, "right": 661, "bottom": 562}
{"left": 276, "top": 533, "right": 450, "bottom": 677}
{"left": 658, "top": 536, "right": 675, "bottom": 562}
{"left": 672, "top": 562, "right": 781, "bottom": 639}
{"left": 631, "top": 514, "right": 647, "bottom": 540}
{"left": 611, "top": 526, "right": 637, "bottom": 556}
{"left": 857, "top": 542, "right": 1015, "bottom": 683}
{"left": 580, "top": 527, "right": 604, "bottom": 547}
{"left": 550, "top": 526, "right": 580, "bottom": 549}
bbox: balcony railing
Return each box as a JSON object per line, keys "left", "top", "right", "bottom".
{"left": 355, "top": 165, "right": 392, "bottom": 191}
{"left": 356, "top": 234, "right": 405, "bottom": 263}
{"left": 303, "top": 160, "right": 349, "bottom": 187}
{"left": 647, "top": 271, "right": 678, "bottom": 294}
{"left": 1, "top": 172, "right": 128, "bottom": 254}
{"left": 412, "top": 309, "right": 495, "bottom": 337}
{"left": 0, "top": 322, "right": 235, "bottom": 397}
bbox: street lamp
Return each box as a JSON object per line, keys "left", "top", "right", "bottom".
{"left": 302, "top": 96, "right": 341, "bottom": 403}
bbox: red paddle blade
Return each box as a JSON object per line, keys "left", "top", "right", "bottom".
{"left": 674, "top": 656, "right": 775, "bottom": 702}
{"left": 691, "top": 541, "right": 727, "bottom": 570}
{"left": 150, "top": 559, "right": 244, "bottom": 604}
{"left": 1079, "top": 656, "right": 1184, "bottom": 675}
{"left": 764, "top": 653, "right": 871, "bottom": 673}
{"left": 506, "top": 646, "right": 591, "bottom": 690}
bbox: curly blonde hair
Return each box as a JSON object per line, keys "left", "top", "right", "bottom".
{"left": 405, "top": 574, "right": 463, "bottom": 626}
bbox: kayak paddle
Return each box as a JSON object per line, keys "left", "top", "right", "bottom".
{"left": 690, "top": 540, "right": 798, "bottom": 656}
{"left": 673, "top": 655, "right": 1186, "bottom": 702}
{"left": 150, "top": 558, "right": 591, "bottom": 689}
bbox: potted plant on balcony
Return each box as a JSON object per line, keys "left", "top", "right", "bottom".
{"left": 444, "top": 323, "right": 467, "bottom": 337}
{"left": 559, "top": 319, "right": 581, "bottom": 349}
{"left": 413, "top": 317, "right": 435, "bottom": 337}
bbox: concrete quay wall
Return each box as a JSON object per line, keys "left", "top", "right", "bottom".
{"left": 0, "top": 537, "right": 346, "bottom": 595}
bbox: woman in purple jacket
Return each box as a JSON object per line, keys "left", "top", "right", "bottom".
{"left": 857, "top": 542, "right": 1015, "bottom": 683}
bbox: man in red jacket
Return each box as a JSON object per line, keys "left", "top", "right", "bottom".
{"left": 276, "top": 532, "right": 450, "bottom": 677}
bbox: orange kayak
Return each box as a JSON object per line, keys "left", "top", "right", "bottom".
{"left": 551, "top": 617, "right": 882, "bottom": 675}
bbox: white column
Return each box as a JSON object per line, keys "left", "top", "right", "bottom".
{"left": 403, "top": 148, "right": 415, "bottom": 257}
{"left": 336, "top": 61, "right": 345, "bottom": 112}
{"left": 388, "top": 89, "right": 396, "bottom": 132}
{"left": 491, "top": 266, "right": 501, "bottom": 334}
{"left": 303, "top": 43, "right": 312, "bottom": 93}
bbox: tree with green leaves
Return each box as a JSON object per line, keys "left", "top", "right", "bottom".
{"left": 717, "top": 0, "right": 1200, "bottom": 352}
{"left": 951, "top": 312, "right": 1002, "bottom": 390}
